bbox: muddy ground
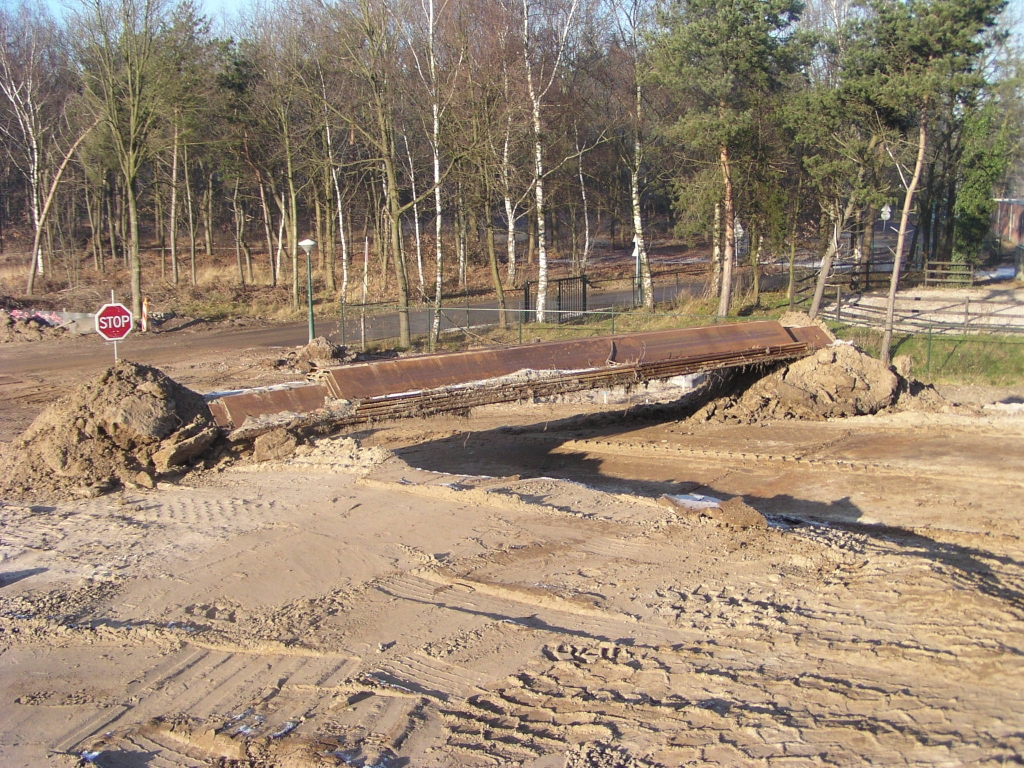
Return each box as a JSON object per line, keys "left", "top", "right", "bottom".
{"left": 1, "top": 330, "right": 1023, "bottom": 766}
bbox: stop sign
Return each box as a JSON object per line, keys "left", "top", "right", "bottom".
{"left": 95, "top": 303, "right": 133, "bottom": 341}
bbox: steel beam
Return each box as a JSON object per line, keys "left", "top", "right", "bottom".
{"left": 207, "top": 322, "right": 833, "bottom": 439}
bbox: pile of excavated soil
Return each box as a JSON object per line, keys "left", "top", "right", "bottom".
{"left": 0, "top": 361, "right": 218, "bottom": 501}
{"left": 0, "top": 310, "right": 67, "bottom": 343}
{"left": 241, "top": 432, "right": 393, "bottom": 472}
{"left": 271, "top": 336, "right": 358, "bottom": 373}
{"left": 694, "top": 342, "right": 900, "bottom": 423}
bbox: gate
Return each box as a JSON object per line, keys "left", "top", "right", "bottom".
{"left": 523, "top": 275, "right": 588, "bottom": 323}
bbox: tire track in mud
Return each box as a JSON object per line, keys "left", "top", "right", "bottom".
{"left": 5, "top": 432, "right": 1024, "bottom": 765}
{"left": 554, "top": 437, "right": 1024, "bottom": 487}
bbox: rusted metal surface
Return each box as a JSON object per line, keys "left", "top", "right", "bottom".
{"left": 207, "top": 382, "right": 331, "bottom": 433}
{"left": 209, "top": 322, "right": 833, "bottom": 439}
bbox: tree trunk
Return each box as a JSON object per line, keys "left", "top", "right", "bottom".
{"left": 631, "top": 156, "right": 652, "bottom": 311}
{"left": 882, "top": 118, "right": 927, "bottom": 366}
{"left": 809, "top": 202, "right": 849, "bottom": 319}
{"left": 457, "top": 183, "right": 467, "bottom": 289}
{"left": 183, "top": 145, "right": 197, "bottom": 286}
{"left": 155, "top": 179, "right": 165, "bottom": 280}
{"left": 751, "top": 229, "right": 761, "bottom": 306}
{"left": 105, "top": 179, "right": 118, "bottom": 270}
{"left": 716, "top": 144, "right": 735, "bottom": 317}
{"left": 404, "top": 134, "right": 424, "bottom": 299}
{"left": 126, "top": 175, "right": 142, "bottom": 319}
{"left": 333, "top": 175, "right": 349, "bottom": 303}
{"left": 485, "top": 195, "right": 507, "bottom": 329}
{"left": 85, "top": 183, "right": 102, "bottom": 272}
{"left": 169, "top": 121, "right": 179, "bottom": 284}
{"left": 257, "top": 179, "right": 275, "bottom": 286}
{"left": 711, "top": 201, "right": 721, "bottom": 299}
{"left": 203, "top": 171, "right": 214, "bottom": 259}
{"left": 232, "top": 177, "right": 245, "bottom": 285}
{"left": 386, "top": 167, "right": 411, "bottom": 347}
{"left": 431, "top": 105, "right": 444, "bottom": 344}
{"left": 527, "top": 207, "right": 536, "bottom": 266}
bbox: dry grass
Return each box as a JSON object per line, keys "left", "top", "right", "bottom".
{"left": 0, "top": 243, "right": 506, "bottom": 318}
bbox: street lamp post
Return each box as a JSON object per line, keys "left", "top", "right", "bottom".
{"left": 299, "top": 239, "right": 316, "bottom": 343}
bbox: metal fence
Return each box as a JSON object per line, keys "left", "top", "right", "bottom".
{"left": 922, "top": 332, "right": 1024, "bottom": 380}
{"left": 873, "top": 327, "right": 1024, "bottom": 383}
{"left": 334, "top": 302, "right": 771, "bottom": 353}
{"left": 522, "top": 275, "right": 588, "bottom": 323}
{"left": 329, "top": 291, "right": 1024, "bottom": 385}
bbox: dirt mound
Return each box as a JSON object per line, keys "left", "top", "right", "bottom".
{"left": 0, "top": 309, "right": 67, "bottom": 343}
{"left": 0, "top": 361, "right": 217, "bottom": 501}
{"left": 893, "top": 377, "right": 973, "bottom": 414}
{"left": 241, "top": 434, "right": 393, "bottom": 473}
{"left": 695, "top": 342, "right": 899, "bottom": 423}
{"left": 270, "top": 336, "right": 357, "bottom": 373}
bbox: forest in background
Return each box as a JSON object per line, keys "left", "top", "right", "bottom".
{"left": 0, "top": 0, "right": 1021, "bottom": 348}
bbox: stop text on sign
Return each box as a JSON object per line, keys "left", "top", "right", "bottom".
{"left": 95, "top": 303, "right": 133, "bottom": 341}
{"left": 99, "top": 314, "right": 130, "bottom": 330}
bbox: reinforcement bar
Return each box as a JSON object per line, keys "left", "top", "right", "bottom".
{"left": 208, "top": 321, "right": 833, "bottom": 439}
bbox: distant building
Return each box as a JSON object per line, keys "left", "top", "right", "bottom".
{"left": 994, "top": 199, "right": 1024, "bottom": 247}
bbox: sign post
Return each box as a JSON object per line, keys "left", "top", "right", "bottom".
{"left": 95, "top": 300, "right": 133, "bottom": 361}
{"left": 298, "top": 239, "right": 317, "bottom": 343}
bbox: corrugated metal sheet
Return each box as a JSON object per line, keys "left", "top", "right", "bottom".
{"left": 208, "top": 322, "right": 833, "bottom": 439}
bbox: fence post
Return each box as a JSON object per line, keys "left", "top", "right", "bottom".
{"left": 964, "top": 297, "right": 970, "bottom": 333}
{"left": 611, "top": 312, "right": 616, "bottom": 335}
{"left": 836, "top": 285, "right": 842, "bottom": 323}
{"left": 926, "top": 324, "right": 933, "bottom": 376}
{"left": 518, "top": 310, "right": 523, "bottom": 345}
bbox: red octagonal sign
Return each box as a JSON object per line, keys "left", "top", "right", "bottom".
{"left": 95, "top": 302, "right": 133, "bottom": 341}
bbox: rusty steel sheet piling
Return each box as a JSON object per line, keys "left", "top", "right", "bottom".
{"left": 208, "top": 321, "right": 833, "bottom": 439}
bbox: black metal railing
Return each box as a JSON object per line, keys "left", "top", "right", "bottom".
{"left": 523, "top": 275, "right": 588, "bottom": 323}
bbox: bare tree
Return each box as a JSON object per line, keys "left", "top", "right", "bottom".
{"left": 611, "top": 0, "right": 653, "bottom": 308}
{"left": 518, "top": 0, "right": 579, "bottom": 321}
{"left": 73, "top": 0, "right": 175, "bottom": 318}
{"left": 0, "top": 3, "right": 79, "bottom": 292}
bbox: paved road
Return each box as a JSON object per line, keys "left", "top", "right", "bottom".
{"left": 0, "top": 274, "right": 726, "bottom": 385}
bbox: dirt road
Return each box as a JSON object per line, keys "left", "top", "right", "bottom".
{"left": 0, "top": 320, "right": 312, "bottom": 441}
{"left": 1, "top": 334, "right": 1023, "bottom": 767}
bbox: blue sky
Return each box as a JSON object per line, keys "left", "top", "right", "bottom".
{"left": 26, "top": 0, "right": 1024, "bottom": 42}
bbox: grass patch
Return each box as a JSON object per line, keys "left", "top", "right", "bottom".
{"left": 830, "top": 324, "right": 1024, "bottom": 386}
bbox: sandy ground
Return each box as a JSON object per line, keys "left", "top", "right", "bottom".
{"left": 1, "top": 334, "right": 1024, "bottom": 766}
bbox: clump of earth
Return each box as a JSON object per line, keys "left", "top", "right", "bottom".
{"left": 691, "top": 339, "right": 949, "bottom": 424}
{"left": 0, "top": 309, "right": 67, "bottom": 343}
{"left": 84, "top": 716, "right": 348, "bottom": 768}
{"left": 246, "top": 430, "right": 393, "bottom": 472}
{"left": 0, "top": 361, "right": 219, "bottom": 501}
{"left": 272, "top": 336, "right": 358, "bottom": 373}
{"left": 564, "top": 741, "right": 654, "bottom": 768}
